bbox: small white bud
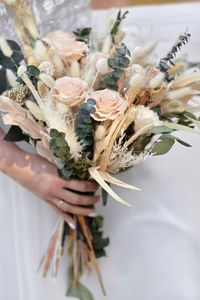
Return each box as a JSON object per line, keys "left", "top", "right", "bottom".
{"left": 133, "top": 47, "right": 145, "bottom": 60}
{"left": 6, "top": 69, "right": 18, "bottom": 87}
{"left": 26, "top": 101, "right": 45, "bottom": 121}
{"left": 96, "top": 58, "right": 109, "bottom": 75}
{"left": 39, "top": 73, "right": 55, "bottom": 88}
{"left": 102, "top": 35, "right": 112, "bottom": 54}
{"left": 52, "top": 54, "right": 63, "bottom": 73}
{"left": 95, "top": 125, "right": 106, "bottom": 140}
{"left": 17, "top": 65, "right": 27, "bottom": 77}
{"left": 143, "top": 42, "right": 157, "bottom": 55}
{"left": 24, "top": 17, "right": 39, "bottom": 39}
{"left": 56, "top": 103, "right": 70, "bottom": 114}
{"left": 149, "top": 72, "right": 165, "bottom": 89}
{"left": 129, "top": 73, "right": 145, "bottom": 88}
{"left": 70, "top": 60, "right": 80, "bottom": 78}
{"left": 0, "top": 39, "right": 13, "bottom": 57}
{"left": 34, "top": 40, "right": 48, "bottom": 64}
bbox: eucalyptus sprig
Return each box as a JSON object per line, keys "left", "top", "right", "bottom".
{"left": 73, "top": 27, "right": 92, "bottom": 44}
{"left": 76, "top": 98, "right": 97, "bottom": 160}
{"left": 99, "top": 44, "right": 130, "bottom": 91}
{"left": 159, "top": 32, "right": 191, "bottom": 81}
{"left": 110, "top": 10, "right": 129, "bottom": 43}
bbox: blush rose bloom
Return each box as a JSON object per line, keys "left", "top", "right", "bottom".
{"left": 90, "top": 89, "right": 124, "bottom": 121}
{"left": 50, "top": 76, "right": 88, "bottom": 107}
{"left": 46, "top": 30, "right": 88, "bottom": 61}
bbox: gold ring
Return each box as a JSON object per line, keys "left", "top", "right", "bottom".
{"left": 57, "top": 200, "right": 64, "bottom": 208}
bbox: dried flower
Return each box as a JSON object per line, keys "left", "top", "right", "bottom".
{"left": 39, "top": 73, "right": 55, "bottom": 88}
{"left": 26, "top": 100, "right": 45, "bottom": 121}
{"left": 134, "top": 105, "right": 161, "bottom": 132}
{"left": 46, "top": 30, "right": 88, "bottom": 62}
{"left": 3, "top": 84, "right": 30, "bottom": 104}
{"left": 37, "top": 81, "right": 48, "bottom": 97}
{"left": 6, "top": 69, "right": 19, "bottom": 88}
{"left": 90, "top": 89, "right": 124, "bottom": 121}
{"left": 50, "top": 76, "right": 88, "bottom": 107}
{"left": 0, "top": 39, "right": 13, "bottom": 57}
{"left": 17, "top": 65, "right": 27, "bottom": 77}
{"left": 70, "top": 60, "right": 80, "bottom": 78}
{"left": 39, "top": 61, "right": 55, "bottom": 76}
{"left": 149, "top": 72, "right": 165, "bottom": 89}
{"left": 96, "top": 58, "right": 109, "bottom": 75}
{"left": 34, "top": 40, "right": 48, "bottom": 65}
{"left": 102, "top": 35, "right": 112, "bottom": 54}
{"left": 95, "top": 125, "right": 107, "bottom": 141}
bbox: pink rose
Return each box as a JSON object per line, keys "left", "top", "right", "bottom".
{"left": 50, "top": 76, "right": 88, "bottom": 107}
{"left": 46, "top": 30, "right": 88, "bottom": 61}
{"left": 90, "top": 89, "right": 124, "bottom": 121}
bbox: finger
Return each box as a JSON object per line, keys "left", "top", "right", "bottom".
{"left": 48, "top": 201, "right": 76, "bottom": 230}
{"left": 58, "top": 189, "right": 101, "bottom": 206}
{"left": 64, "top": 179, "right": 99, "bottom": 193}
{"left": 51, "top": 198, "right": 97, "bottom": 217}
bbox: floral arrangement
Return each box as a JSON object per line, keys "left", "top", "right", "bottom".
{"left": 0, "top": 1, "right": 200, "bottom": 299}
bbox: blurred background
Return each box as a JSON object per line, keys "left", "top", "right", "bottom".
{"left": 91, "top": 0, "right": 199, "bottom": 9}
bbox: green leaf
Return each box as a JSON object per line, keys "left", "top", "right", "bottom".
{"left": 4, "top": 125, "right": 29, "bottom": 143}
{"left": 149, "top": 126, "right": 174, "bottom": 134}
{"left": 67, "top": 281, "right": 94, "bottom": 300}
{"left": 27, "top": 65, "right": 40, "bottom": 76}
{"left": 152, "top": 137, "right": 175, "bottom": 155}
{"left": 102, "top": 182, "right": 110, "bottom": 206}
{"left": 110, "top": 10, "right": 129, "bottom": 42}
{"left": 0, "top": 40, "right": 24, "bottom": 71}
{"left": 174, "top": 137, "right": 191, "bottom": 147}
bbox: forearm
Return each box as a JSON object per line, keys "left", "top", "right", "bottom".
{"left": 0, "top": 128, "right": 49, "bottom": 192}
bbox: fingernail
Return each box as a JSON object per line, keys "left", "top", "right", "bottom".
{"left": 69, "top": 222, "right": 76, "bottom": 230}
{"left": 88, "top": 212, "right": 98, "bottom": 217}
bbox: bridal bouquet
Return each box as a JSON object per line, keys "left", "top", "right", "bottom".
{"left": 0, "top": 1, "right": 200, "bottom": 299}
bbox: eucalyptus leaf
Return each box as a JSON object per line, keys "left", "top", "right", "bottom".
{"left": 149, "top": 126, "right": 174, "bottom": 134}
{"left": 67, "top": 280, "right": 94, "bottom": 300}
{"left": 102, "top": 182, "right": 110, "bottom": 206}
{"left": 152, "top": 138, "right": 175, "bottom": 155}
{"left": 4, "top": 125, "right": 29, "bottom": 143}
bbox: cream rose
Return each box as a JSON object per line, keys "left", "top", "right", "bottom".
{"left": 50, "top": 76, "right": 88, "bottom": 107}
{"left": 90, "top": 89, "right": 124, "bottom": 121}
{"left": 46, "top": 30, "right": 88, "bottom": 61}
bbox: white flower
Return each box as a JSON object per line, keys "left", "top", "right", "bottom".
{"left": 134, "top": 105, "right": 161, "bottom": 132}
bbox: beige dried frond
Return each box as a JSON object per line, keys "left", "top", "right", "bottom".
{"left": 148, "top": 86, "right": 168, "bottom": 109}
{"left": 107, "top": 133, "right": 150, "bottom": 173}
{"left": 1, "top": 0, "right": 39, "bottom": 44}
{"left": 0, "top": 96, "right": 46, "bottom": 139}
{"left": 171, "top": 72, "right": 200, "bottom": 89}
{"left": 168, "top": 60, "right": 184, "bottom": 77}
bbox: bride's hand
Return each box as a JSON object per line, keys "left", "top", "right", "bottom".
{"left": 32, "top": 154, "right": 100, "bottom": 230}
{"left": 0, "top": 129, "right": 100, "bottom": 230}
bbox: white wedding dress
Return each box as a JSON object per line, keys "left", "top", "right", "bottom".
{"left": 1, "top": 2, "right": 200, "bottom": 300}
